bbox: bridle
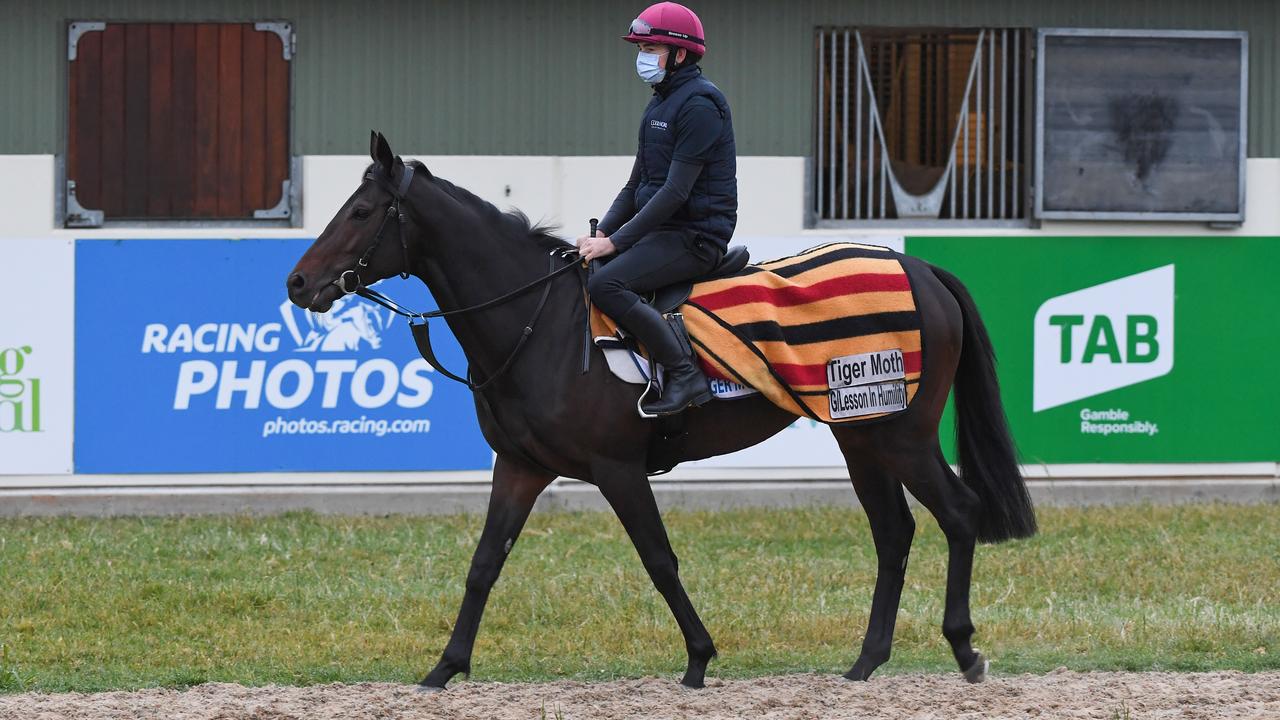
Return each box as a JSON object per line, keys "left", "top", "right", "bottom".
{"left": 332, "top": 160, "right": 587, "bottom": 393}
{"left": 334, "top": 164, "right": 418, "bottom": 294}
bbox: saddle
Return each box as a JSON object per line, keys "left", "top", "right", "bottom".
{"left": 587, "top": 245, "right": 749, "bottom": 475}
{"left": 643, "top": 245, "right": 751, "bottom": 312}
{"left": 587, "top": 244, "right": 750, "bottom": 385}
{"left": 589, "top": 245, "right": 751, "bottom": 312}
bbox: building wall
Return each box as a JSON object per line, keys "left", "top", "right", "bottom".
{"left": 4, "top": 154, "right": 1280, "bottom": 243}
{"left": 0, "top": 0, "right": 1277, "bottom": 157}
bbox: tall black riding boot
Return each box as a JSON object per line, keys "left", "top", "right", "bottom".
{"left": 618, "top": 302, "right": 712, "bottom": 416}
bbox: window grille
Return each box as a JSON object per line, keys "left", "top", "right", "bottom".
{"left": 813, "top": 28, "right": 1033, "bottom": 224}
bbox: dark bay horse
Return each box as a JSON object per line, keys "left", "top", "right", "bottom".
{"left": 286, "top": 132, "right": 1036, "bottom": 690}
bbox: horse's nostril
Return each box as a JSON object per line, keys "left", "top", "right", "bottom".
{"left": 288, "top": 272, "right": 306, "bottom": 291}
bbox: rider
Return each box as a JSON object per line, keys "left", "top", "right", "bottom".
{"left": 578, "top": 1, "right": 737, "bottom": 417}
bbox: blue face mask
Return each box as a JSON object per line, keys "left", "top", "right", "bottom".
{"left": 635, "top": 51, "right": 667, "bottom": 85}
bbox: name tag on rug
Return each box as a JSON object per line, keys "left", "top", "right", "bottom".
{"left": 708, "top": 377, "right": 759, "bottom": 399}
{"left": 827, "top": 349, "right": 907, "bottom": 419}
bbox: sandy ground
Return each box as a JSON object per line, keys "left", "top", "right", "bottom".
{"left": 1, "top": 670, "right": 1278, "bottom": 720}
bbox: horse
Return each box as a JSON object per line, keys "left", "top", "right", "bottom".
{"left": 285, "top": 132, "right": 1037, "bottom": 691}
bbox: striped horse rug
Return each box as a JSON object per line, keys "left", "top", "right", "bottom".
{"left": 590, "top": 242, "right": 923, "bottom": 423}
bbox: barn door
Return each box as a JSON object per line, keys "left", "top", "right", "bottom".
{"left": 66, "top": 21, "right": 294, "bottom": 226}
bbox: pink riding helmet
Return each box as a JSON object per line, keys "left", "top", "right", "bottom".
{"left": 622, "top": 2, "right": 706, "bottom": 56}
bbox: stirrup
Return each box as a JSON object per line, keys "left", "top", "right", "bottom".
{"left": 636, "top": 381, "right": 661, "bottom": 420}
{"left": 636, "top": 357, "right": 662, "bottom": 419}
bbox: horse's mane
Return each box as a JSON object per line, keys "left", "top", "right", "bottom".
{"left": 405, "top": 161, "right": 571, "bottom": 252}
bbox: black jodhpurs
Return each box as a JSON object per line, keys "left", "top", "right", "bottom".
{"left": 587, "top": 229, "right": 722, "bottom": 320}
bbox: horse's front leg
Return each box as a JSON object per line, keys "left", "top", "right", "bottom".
{"left": 419, "top": 455, "right": 553, "bottom": 690}
{"left": 592, "top": 455, "right": 718, "bottom": 688}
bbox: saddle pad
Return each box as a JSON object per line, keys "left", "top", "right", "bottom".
{"left": 589, "top": 242, "right": 923, "bottom": 423}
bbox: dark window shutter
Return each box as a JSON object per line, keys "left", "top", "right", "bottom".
{"left": 67, "top": 22, "right": 292, "bottom": 225}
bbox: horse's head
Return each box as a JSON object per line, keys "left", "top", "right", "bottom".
{"left": 286, "top": 131, "right": 432, "bottom": 313}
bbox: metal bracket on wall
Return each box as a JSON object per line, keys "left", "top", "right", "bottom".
{"left": 255, "top": 22, "right": 295, "bottom": 60}
{"left": 65, "top": 180, "right": 104, "bottom": 228}
{"left": 68, "top": 22, "right": 106, "bottom": 61}
{"left": 253, "top": 180, "right": 293, "bottom": 219}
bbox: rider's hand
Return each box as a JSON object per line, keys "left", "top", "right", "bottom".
{"left": 574, "top": 229, "right": 604, "bottom": 246}
{"left": 576, "top": 233, "right": 617, "bottom": 262}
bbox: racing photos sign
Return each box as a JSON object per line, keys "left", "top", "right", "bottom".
{"left": 75, "top": 239, "right": 492, "bottom": 473}
{"left": 145, "top": 306, "right": 433, "bottom": 435}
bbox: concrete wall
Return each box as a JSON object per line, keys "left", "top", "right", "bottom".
{"left": 5, "top": 154, "right": 1280, "bottom": 242}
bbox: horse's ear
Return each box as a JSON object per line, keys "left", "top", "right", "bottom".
{"left": 369, "top": 130, "right": 379, "bottom": 162}
{"left": 374, "top": 132, "right": 395, "bottom": 175}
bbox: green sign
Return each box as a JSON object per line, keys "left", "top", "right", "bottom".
{"left": 905, "top": 236, "right": 1280, "bottom": 463}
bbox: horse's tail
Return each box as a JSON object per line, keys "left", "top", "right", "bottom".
{"left": 930, "top": 265, "right": 1037, "bottom": 544}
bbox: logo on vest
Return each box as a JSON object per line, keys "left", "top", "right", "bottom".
{"left": 1032, "top": 265, "right": 1174, "bottom": 412}
{"left": 649, "top": 119, "right": 669, "bottom": 130}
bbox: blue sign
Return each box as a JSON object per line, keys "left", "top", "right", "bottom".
{"left": 75, "top": 239, "right": 493, "bottom": 473}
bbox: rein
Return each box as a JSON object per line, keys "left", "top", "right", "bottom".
{"left": 333, "top": 162, "right": 586, "bottom": 393}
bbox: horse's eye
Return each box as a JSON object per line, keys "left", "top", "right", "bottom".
{"left": 352, "top": 207, "right": 371, "bottom": 220}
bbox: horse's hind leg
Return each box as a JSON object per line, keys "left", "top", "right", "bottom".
{"left": 419, "top": 455, "right": 553, "bottom": 690}
{"left": 901, "top": 449, "right": 986, "bottom": 682}
{"left": 833, "top": 427, "right": 916, "bottom": 681}
{"left": 592, "top": 455, "right": 717, "bottom": 688}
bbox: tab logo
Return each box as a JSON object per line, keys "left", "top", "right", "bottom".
{"left": 1033, "top": 265, "right": 1174, "bottom": 411}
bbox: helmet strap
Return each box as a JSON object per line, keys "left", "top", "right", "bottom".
{"left": 668, "top": 44, "right": 687, "bottom": 71}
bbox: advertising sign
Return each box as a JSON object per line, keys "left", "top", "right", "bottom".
{"left": 906, "top": 236, "right": 1280, "bottom": 463}
{"left": 75, "top": 239, "right": 492, "bottom": 473}
{"left": 0, "top": 239, "right": 74, "bottom": 475}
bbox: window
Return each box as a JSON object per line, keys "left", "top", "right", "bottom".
{"left": 813, "top": 27, "right": 1033, "bottom": 225}
{"left": 1035, "top": 29, "right": 1247, "bottom": 223}
{"left": 64, "top": 21, "right": 295, "bottom": 227}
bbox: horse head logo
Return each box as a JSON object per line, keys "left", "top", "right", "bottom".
{"left": 278, "top": 295, "right": 392, "bottom": 352}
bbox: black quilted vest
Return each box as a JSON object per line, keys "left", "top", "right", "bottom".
{"left": 635, "top": 66, "right": 737, "bottom": 250}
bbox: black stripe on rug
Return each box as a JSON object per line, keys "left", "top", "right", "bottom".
{"left": 733, "top": 311, "right": 920, "bottom": 345}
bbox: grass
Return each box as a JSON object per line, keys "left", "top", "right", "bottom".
{"left": 0, "top": 504, "right": 1277, "bottom": 693}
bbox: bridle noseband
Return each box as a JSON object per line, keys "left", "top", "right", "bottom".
{"left": 330, "top": 160, "right": 587, "bottom": 393}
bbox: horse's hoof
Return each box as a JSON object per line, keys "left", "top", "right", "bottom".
{"left": 679, "top": 676, "right": 706, "bottom": 690}
{"left": 842, "top": 657, "right": 879, "bottom": 681}
{"left": 415, "top": 684, "right": 446, "bottom": 694}
{"left": 962, "top": 652, "right": 989, "bottom": 684}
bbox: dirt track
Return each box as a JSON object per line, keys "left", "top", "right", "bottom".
{"left": 2, "top": 670, "right": 1277, "bottom": 719}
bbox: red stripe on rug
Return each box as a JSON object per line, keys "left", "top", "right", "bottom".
{"left": 769, "top": 350, "right": 923, "bottom": 387}
{"left": 693, "top": 273, "right": 911, "bottom": 311}
{"left": 699, "top": 351, "right": 922, "bottom": 388}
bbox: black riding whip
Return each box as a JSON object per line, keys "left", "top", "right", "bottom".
{"left": 580, "top": 218, "right": 599, "bottom": 374}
